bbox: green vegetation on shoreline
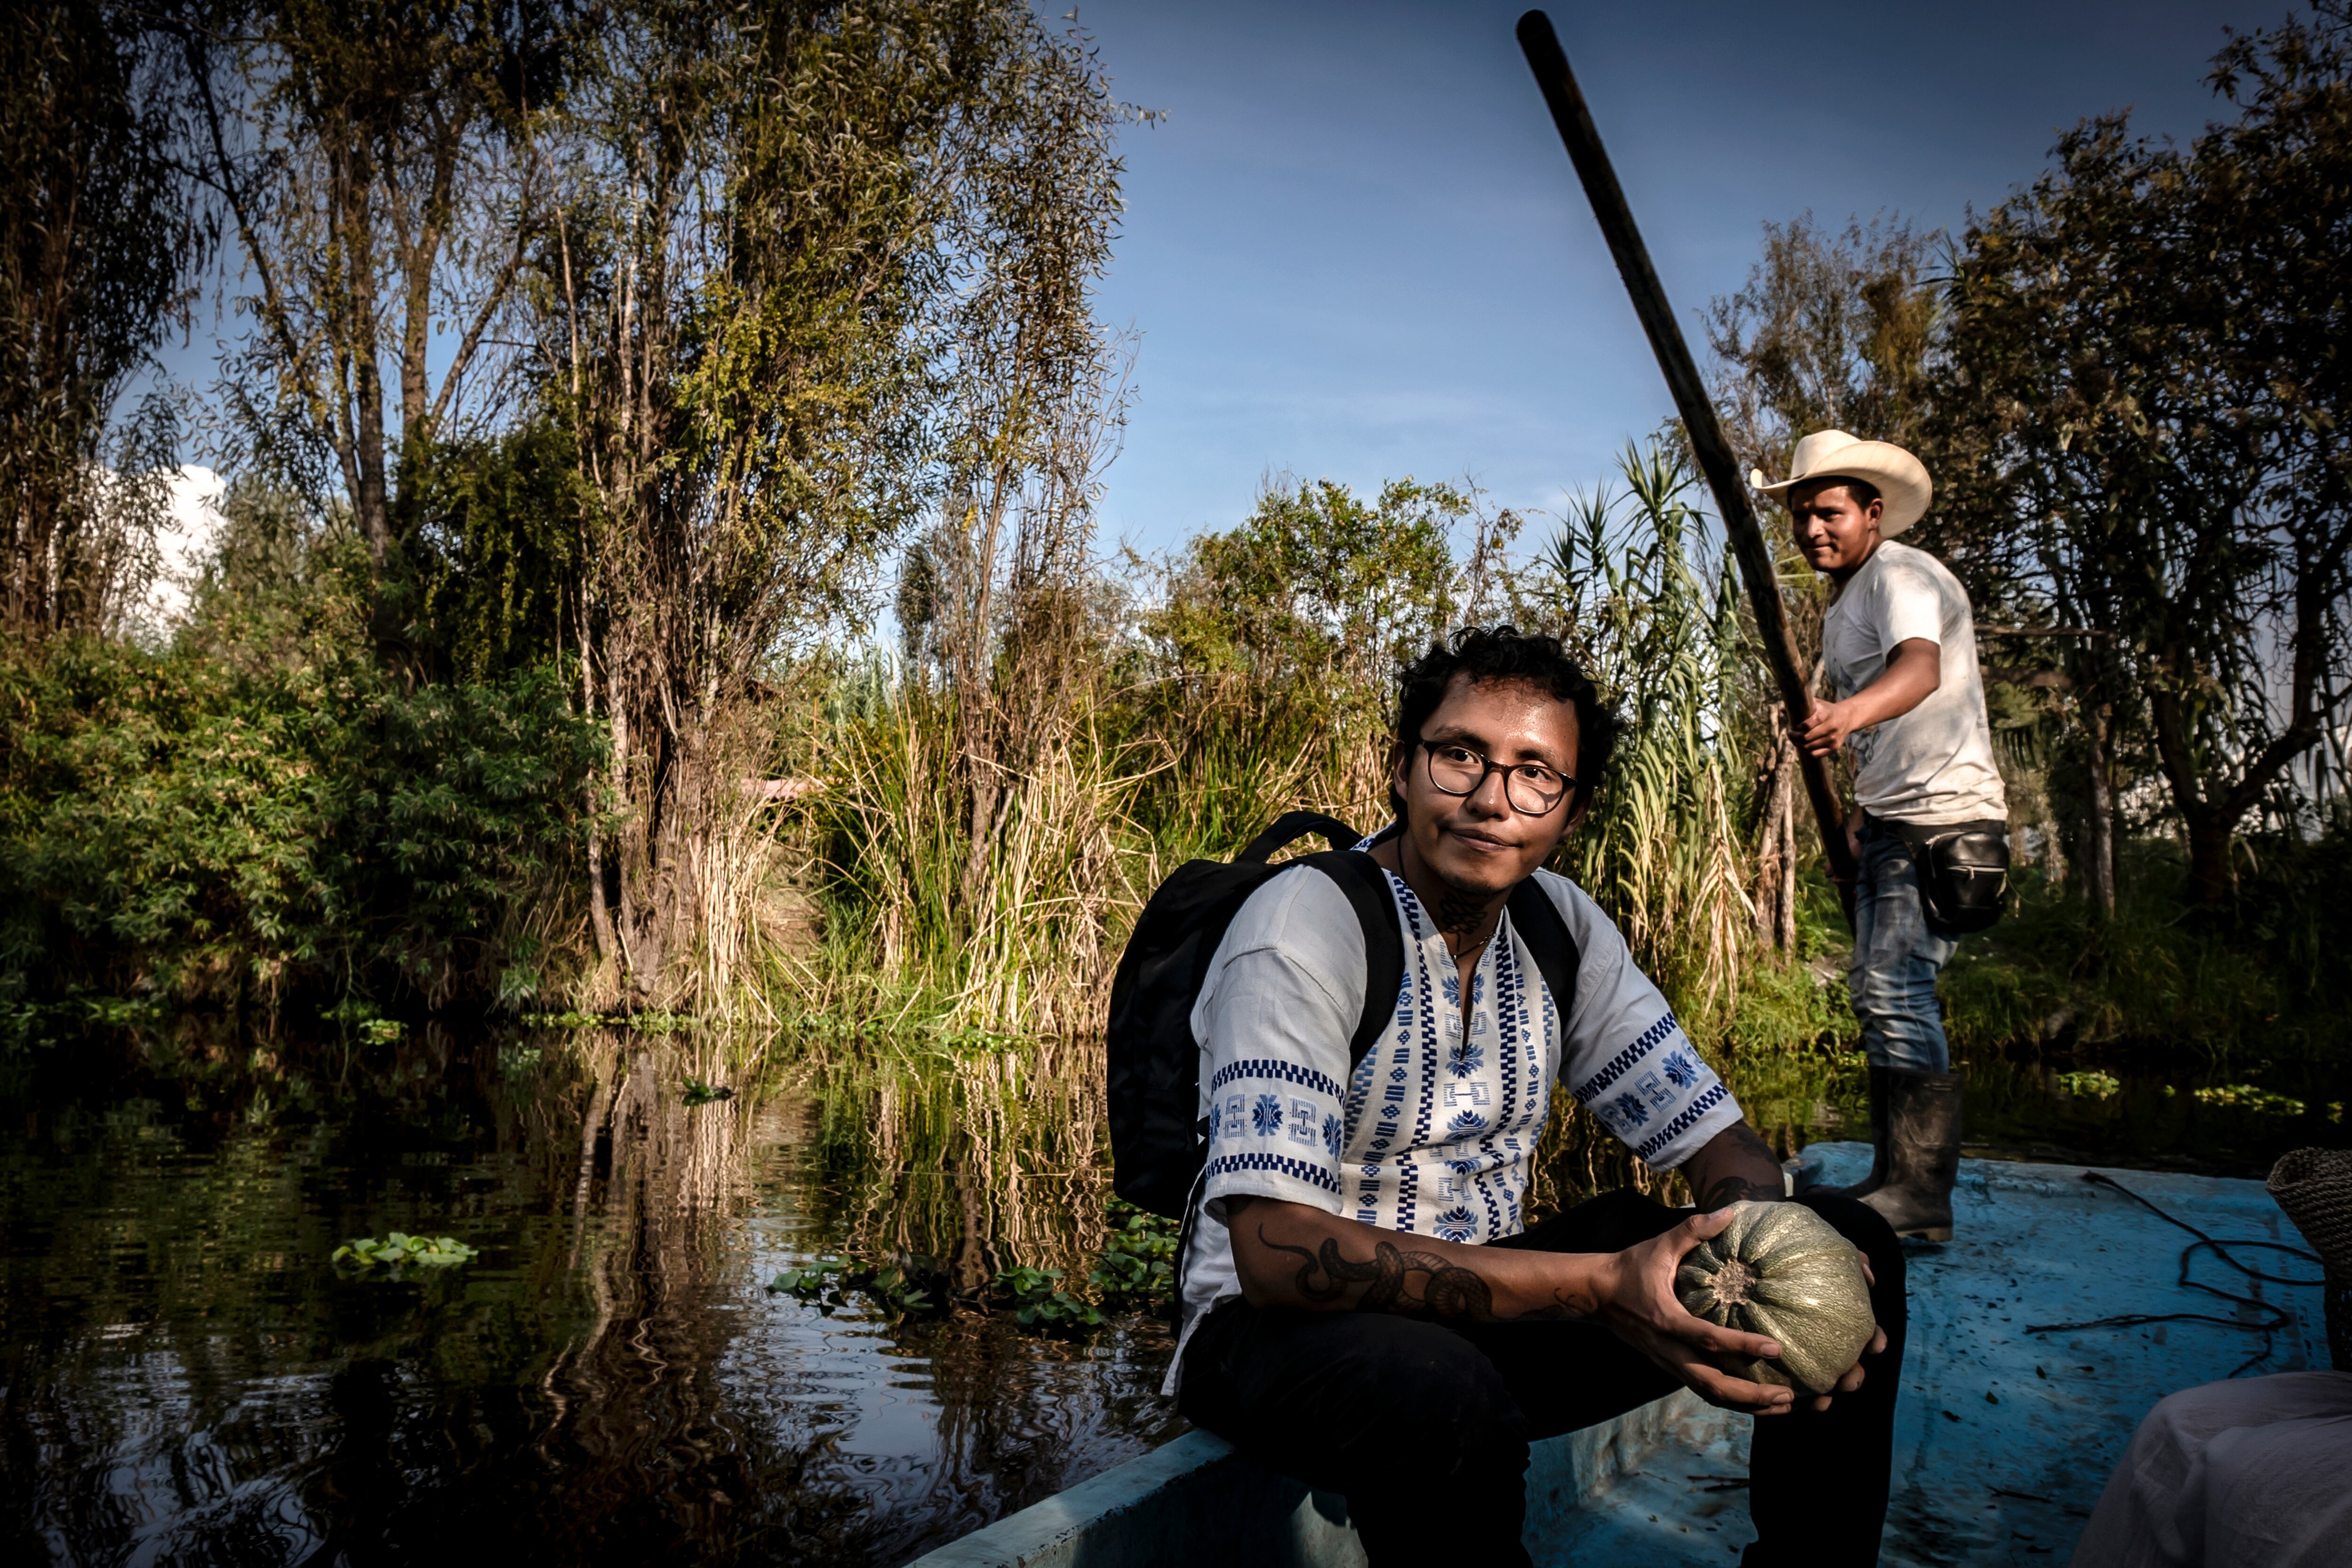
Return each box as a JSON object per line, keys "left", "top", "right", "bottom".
{"left": 2, "top": 3, "right": 2349, "bottom": 1182}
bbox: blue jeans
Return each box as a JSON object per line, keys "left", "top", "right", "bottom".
{"left": 1850, "top": 819, "right": 1958, "bottom": 1073}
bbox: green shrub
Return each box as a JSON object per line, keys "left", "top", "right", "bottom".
{"left": 1940, "top": 833, "right": 2352, "bottom": 1059}
{"left": 0, "top": 636, "right": 603, "bottom": 1026}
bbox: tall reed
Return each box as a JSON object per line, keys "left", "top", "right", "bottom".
{"left": 773, "top": 658, "right": 1153, "bottom": 1040}
{"left": 756, "top": 444, "right": 1813, "bottom": 1101}
{"left": 1546, "top": 441, "right": 1764, "bottom": 1036}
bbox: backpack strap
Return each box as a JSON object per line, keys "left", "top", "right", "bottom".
{"left": 1507, "top": 876, "right": 1583, "bottom": 1024}
{"left": 1239, "top": 810, "right": 1363, "bottom": 863}
{"left": 1301, "top": 850, "right": 1405, "bottom": 1075}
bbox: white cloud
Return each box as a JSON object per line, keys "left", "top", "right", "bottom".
{"left": 140, "top": 466, "right": 227, "bottom": 627}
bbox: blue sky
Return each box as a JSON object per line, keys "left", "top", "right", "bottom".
{"left": 1079, "top": 0, "right": 2267, "bottom": 559}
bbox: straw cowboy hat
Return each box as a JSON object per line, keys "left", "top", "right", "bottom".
{"left": 1750, "top": 430, "right": 1934, "bottom": 538}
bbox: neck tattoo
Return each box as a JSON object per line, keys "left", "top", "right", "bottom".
{"left": 1401, "top": 844, "right": 1502, "bottom": 962}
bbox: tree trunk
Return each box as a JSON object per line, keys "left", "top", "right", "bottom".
{"left": 578, "top": 610, "right": 618, "bottom": 968}
{"left": 2083, "top": 700, "right": 2117, "bottom": 920}
{"left": 2185, "top": 814, "right": 2234, "bottom": 907}
{"left": 1754, "top": 736, "right": 1796, "bottom": 951}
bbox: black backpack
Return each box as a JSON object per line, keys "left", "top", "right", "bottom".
{"left": 1106, "top": 810, "right": 1582, "bottom": 1219}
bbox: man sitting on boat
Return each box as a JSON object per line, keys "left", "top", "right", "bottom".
{"left": 1168, "top": 626, "right": 1905, "bottom": 1568}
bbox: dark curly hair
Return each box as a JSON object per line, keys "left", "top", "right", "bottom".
{"left": 1389, "top": 626, "right": 1621, "bottom": 818}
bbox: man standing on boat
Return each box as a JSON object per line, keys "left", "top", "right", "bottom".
{"left": 1169, "top": 627, "right": 1904, "bottom": 1568}
{"left": 1753, "top": 431, "right": 2009, "bottom": 1242}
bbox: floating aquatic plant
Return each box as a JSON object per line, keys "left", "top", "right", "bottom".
{"left": 1088, "top": 1198, "right": 1178, "bottom": 1305}
{"left": 2193, "top": 1083, "right": 2306, "bottom": 1116}
{"left": 769, "top": 1258, "right": 848, "bottom": 1300}
{"left": 520, "top": 1009, "right": 699, "bottom": 1033}
{"left": 768, "top": 1203, "right": 1178, "bottom": 1337}
{"left": 993, "top": 1266, "right": 1104, "bottom": 1330}
{"left": 769, "top": 1256, "right": 935, "bottom": 1320}
{"left": 2052, "top": 1070, "right": 2121, "bottom": 1099}
{"left": 334, "top": 1233, "right": 478, "bottom": 1269}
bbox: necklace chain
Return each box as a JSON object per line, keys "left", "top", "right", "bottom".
{"left": 1451, "top": 928, "right": 1496, "bottom": 963}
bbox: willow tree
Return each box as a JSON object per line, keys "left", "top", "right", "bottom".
{"left": 1930, "top": 1, "right": 2352, "bottom": 906}
{"left": 177, "top": 0, "right": 573, "bottom": 644}
{"left": 539, "top": 0, "right": 1128, "bottom": 1002}
{"left": 0, "top": 3, "right": 198, "bottom": 638}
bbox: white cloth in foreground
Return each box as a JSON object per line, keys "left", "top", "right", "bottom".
{"left": 2071, "top": 1370, "right": 2352, "bottom": 1568}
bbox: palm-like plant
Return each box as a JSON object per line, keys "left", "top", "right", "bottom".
{"left": 1549, "top": 439, "right": 1757, "bottom": 1031}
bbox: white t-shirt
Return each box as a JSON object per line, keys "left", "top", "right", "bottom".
{"left": 1163, "top": 861, "right": 1743, "bottom": 1393}
{"left": 1821, "top": 540, "right": 2008, "bottom": 825}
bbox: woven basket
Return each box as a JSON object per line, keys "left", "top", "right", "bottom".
{"left": 2267, "top": 1147, "right": 2352, "bottom": 1372}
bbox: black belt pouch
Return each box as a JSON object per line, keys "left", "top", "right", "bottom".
{"left": 1887, "top": 818, "right": 2010, "bottom": 935}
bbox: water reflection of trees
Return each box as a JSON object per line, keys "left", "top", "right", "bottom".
{"left": 800, "top": 1037, "right": 1114, "bottom": 1285}
{"left": 1, "top": 1029, "right": 1181, "bottom": 1567}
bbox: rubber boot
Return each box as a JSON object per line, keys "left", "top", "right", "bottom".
{"left": 1860, "top": 1068, "right": 1962, "bottom": 1242}
{"left": 1809, "top": 1065, "right": 1892, "bottom": 1201}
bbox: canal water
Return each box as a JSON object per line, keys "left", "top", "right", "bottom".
{"left": 3, "top": 1027, "right": 2342, "bottom": 1566}
{"left": 0, "top": 1033, "right": 1181, "bottom": 1567}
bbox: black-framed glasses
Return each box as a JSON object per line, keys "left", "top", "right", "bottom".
{"left": 1416, "top": 740, "right": 1576, "bottom": 816}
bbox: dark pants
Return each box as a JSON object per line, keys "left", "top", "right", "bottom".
{"left": 1177, "top": 1190, "right": 1905, "bottom": 1568}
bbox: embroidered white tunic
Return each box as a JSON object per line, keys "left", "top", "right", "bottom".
{"left": 1166, "top": 863, "right": 1742, "bottom": 1393}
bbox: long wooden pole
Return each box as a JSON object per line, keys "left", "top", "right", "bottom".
{"left": 1515, "top": 9, "right": 1859, "bottom": 904}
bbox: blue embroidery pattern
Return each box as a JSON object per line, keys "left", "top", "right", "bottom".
{"left": 1447, "top": 1039, "right": 1487, "bottom": 1078}
{"left": 1661, "top": 1049, "right": 1700, "bottom": 1089}
{"left": 1389, "top": 873, "right": 1446, "bottom": 1232}
{"left": 1322, "top": 1113, "right": 1344, "bottom": 1162}
{"left": 1345, "top": 1029, "right": 1381, "bottom": 1129}
{"left": 1434, "top": 1206, "right": 1478, "bottom": 1243}
{"left": 1445, "top": 1109, "right": 1489, "bottom": 1140}
{"left": 1251, "top": 1093, "right": 1283, "bottom": 1136}
{"left": 1206, "top": 1151, "right": 1342, "bottom": 1194}
{"left": 1634, "top": 1082, "right": 1731, "bottom": 1162}
{"left": 1571, "top": 1013, "right": 1682, "bottom": 1104}
{"left": 1211, "top": 1059, "right": 1345, "bottom": 1099}
{"left": 1208, "top": 1101, "right": 1222, "bottom": 1139}
{"left": 1606, "top": 1090, "right": 1649, "bottom": 1129}
{"left": 1478, "top": 932, "right": 1523, "bottom": 1240}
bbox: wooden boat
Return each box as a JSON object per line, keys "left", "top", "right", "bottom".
{"left": 906, "top": 1145, "right": 2331, "bottom": 1568}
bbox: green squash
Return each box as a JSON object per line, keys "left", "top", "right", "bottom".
{"left": 1676, "top": 1201, "right": 1876, "bottom": 1395}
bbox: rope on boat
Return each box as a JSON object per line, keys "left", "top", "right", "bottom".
{"left": 2023, "top": 1170, "right": 2327, "bottom": 1377}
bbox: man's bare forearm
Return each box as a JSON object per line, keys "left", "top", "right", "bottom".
{"left": 1802, "top": 637, "right": 1942, "bottom": 757}
{"left": 1224, "top": 1196, "right": 1608, "bottom": 1321}
{"left": 1845, "top": 637, "right": 1941, "bottom": 727}
{"left": 1681, "top": 1120, "right": 1787, "bottom": 1211}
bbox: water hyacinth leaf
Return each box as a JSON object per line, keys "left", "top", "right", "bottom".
{"left": 2055, "top": 1071, "right": 2122, "bottom": 1099}
{"left": 335, "top": 1234, "right": 479, "bottom": 1270}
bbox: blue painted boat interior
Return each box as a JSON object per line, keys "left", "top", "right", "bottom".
{"left": 904, "top": 1145, "right": 2332, "bottom": 1567}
